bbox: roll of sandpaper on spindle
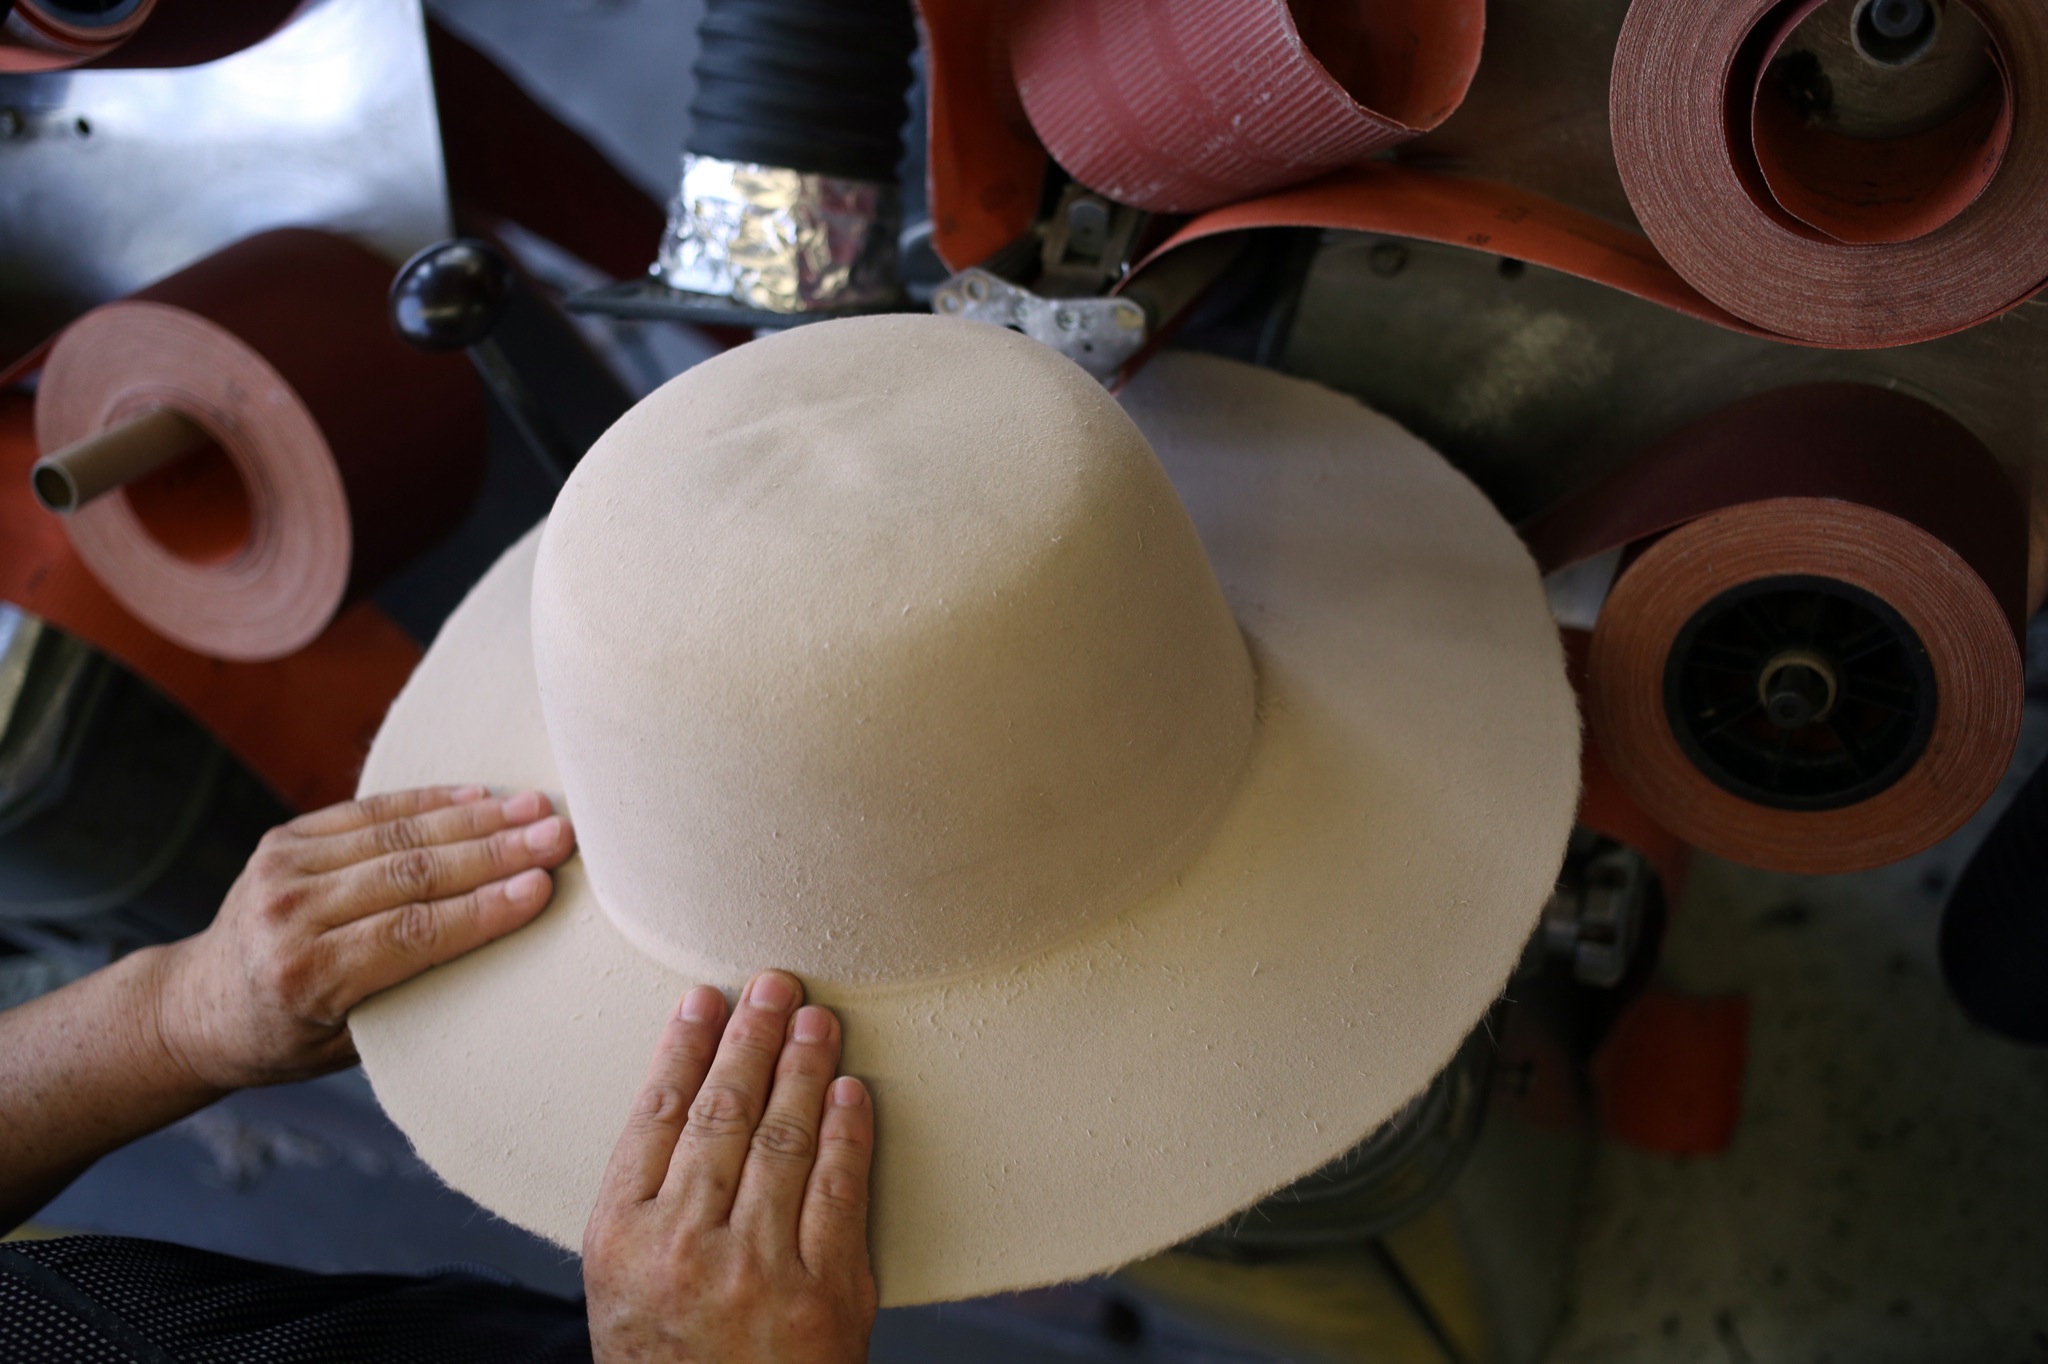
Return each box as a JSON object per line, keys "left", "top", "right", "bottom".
{"left": 1526, "top": 384, "right": 2027, "bottom": 875}
{"left": 33, "top": 229, "right": 486, "bottom": 662}
{"left": 1008, "top": 0, "right": 1483, "bottom": 214}
{"left": 1, "top": 0, "right": 305, "bottom": 72}
{"left": 1611, "top": 0, "right": 2048, "bottom": 347}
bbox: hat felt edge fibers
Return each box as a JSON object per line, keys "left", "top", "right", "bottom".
{"left": 349, "top": 336, "right": 1580, "bottom": 1305}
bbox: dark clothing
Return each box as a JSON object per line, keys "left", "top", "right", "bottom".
{"left": 0, "top": 1235, "right": 590, "bottom": 1363}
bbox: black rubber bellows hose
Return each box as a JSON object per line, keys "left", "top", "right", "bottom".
{"left": 686, "top": 0, "right": 918, "bottom": 183}
{"left": 1940, "top": 750, "right": 2048, "bottom": 1044}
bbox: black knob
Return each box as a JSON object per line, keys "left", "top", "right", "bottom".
{"left": 389, "top": 239, "right": 513, "bottom": 352}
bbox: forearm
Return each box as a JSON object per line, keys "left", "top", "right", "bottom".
{"left": 0, "top": 944, "right": 228, "bottom": 1232}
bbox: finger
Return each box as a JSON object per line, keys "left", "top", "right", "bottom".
{"left": 315, "top": 814, "right": 576, "bottom": 925}
{"left": 324, "top": 866, "right": 556, "bottom": 1010}
{"left": 292, "top": 790, "right": 556, "bottom": 875}
{"left": 799, "top": 1076, "right": 875, "bottom": 1280}
{"left": 665, "top": 970, "right": 803, "bottom": 1225}
{"left": 730, "top": 1003, "right": 841, "bottom": 1252}
{"left": 285, "top": 785, "right": 490, "bottom": 838}
{"left": 596, "top": 987, "right": 728, "bottom": 1208}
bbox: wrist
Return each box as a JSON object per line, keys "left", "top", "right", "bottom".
{"left": 128, "top": 942, "right": 237, "bottom": 1101}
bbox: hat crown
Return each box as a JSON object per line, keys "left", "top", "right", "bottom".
{"left": 531, "top": 317, "right": 1255, "bottom": 985}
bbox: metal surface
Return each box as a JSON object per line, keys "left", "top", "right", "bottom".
{"left": 0, "top": 0, "right": 452, "bottom": 361}
{"left": 655, "top": 152, "right": 900, "bottom": 313}
{"left": 1541, "top": 836, "right": 1648, "bottom": 989}
{"left": 567, "top": 275, "right": 903, "bottom": 330}
{"left": 0, "top": 603, "right": 42, "bottom": 739}
{"left": 1035, "top": 185, "right": 1145, "bottom": 299}
{"left": 1278, "top": 231, "right": 2048, "bottom": 610}
{"left": 0, "top": 606, "right": 107, "bottom": 835}
{"left": 932, "top": 268, "right": 1148, "bottom": 383}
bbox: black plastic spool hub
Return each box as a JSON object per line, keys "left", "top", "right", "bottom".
{"left": 686, "top": 0, "right": 918, "bottom": 183}
{"left": 1663, "top": 575, "right": 1937, "bottom": 810}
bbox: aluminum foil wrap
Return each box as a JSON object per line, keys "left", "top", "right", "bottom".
{"left": 656, "top": 154, "right": 899, "bottom": 312}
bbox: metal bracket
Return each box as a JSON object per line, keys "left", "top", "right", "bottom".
{"left": 1541, "top": 840, "right": 1648, "bottom": 988}
{"left": 1036, "top": 185, "right": 1145, "bottom": 298}
{"left": 930, "top": 268, "right": 1149, "bottom": 383}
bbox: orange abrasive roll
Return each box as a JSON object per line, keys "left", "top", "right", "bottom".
{"left": 916, "top": 0, "right": 1048, "bottom": 273}
{"left": 1115, "top": 164, "right": 1771, "bottom": 341}
{"left": 1007, "top": 0, "right": 1484, "bottom": 214}
{"left": 1610, "top": 0, "right": 2048, "bottom": 347}
{"left": 0, "top": 393, "right": 418, "bottom": 812}
{"left": 1, "top": 0, "right": 306, "bottom": 73}
{"left": 1525, "top": 384, "right": 2027, "bottom": 876}
{"left": 33, "top": 229, "right": 486, "bottom": 663}
{"left": 1562, "top": 627, "right": 1694, "bottom": 902}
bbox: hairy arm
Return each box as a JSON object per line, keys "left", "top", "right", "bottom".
{"left": 0, "top": 784, "right": 575, "bottom": 1233}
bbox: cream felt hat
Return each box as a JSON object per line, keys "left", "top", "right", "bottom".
{"left": 350, "top": 317, "right": 1579, "bottom": 1305}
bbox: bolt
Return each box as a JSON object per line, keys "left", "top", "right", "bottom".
{"left": 1054, "top": 306, "right": 1079, "bottom": 331}
{"left": 1368, "top": 242, "right": 1409, "bottom": 277}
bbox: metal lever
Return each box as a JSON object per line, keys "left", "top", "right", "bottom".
{"left": 389, "top": 239, "right": 574, "bottom": 486}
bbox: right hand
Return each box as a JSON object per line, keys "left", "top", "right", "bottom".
{"left": 583, "top": 971, "right": 877, "bottom": 1364}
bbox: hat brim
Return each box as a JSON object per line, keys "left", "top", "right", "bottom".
{"left": 350, "top": 353, "right": 1580, "bottom": 1305}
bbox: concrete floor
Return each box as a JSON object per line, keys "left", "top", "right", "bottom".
{"left": 1548, "top": 694, "right": 2048, "bottom": 1364}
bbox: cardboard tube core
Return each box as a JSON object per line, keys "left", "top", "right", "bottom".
{"left": 31, "top": 407, "right": 209, "bottom": 514}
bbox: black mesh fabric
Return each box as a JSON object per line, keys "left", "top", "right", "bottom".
{"left": 0, "top": 1235, "right": 591, "bottom": 1363}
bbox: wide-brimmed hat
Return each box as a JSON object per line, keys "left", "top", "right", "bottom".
{"left": 351, "top": 316, "right": 1578, "bottom": 1305}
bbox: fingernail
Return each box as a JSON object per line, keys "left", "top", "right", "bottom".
{"left": 502, "top": 790, "right": 544, "bottom": 823}
{"left": 680, "top": 985, "right": 723, "bottom": 1023}
{"left": 748, "top": 971, "right": 797, "bottom": 1010}
{"left": 830, "top": 1076, "right": 866, "bottom": 1108}
{"left": 522, "top": 815, "right": 564, "bottom": 852}
{"left": 451, "top": 785, "right": 489, "bottom": 803}
{"left": 506, "top": 868, "right": 549, "bottom": 903}
{"left": 793, "top": 1006, "right": 832, "bottom": 1044}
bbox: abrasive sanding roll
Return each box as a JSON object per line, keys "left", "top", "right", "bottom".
{"left": 1611, "top": 0, "right": 2048, "bottom": 347}
{"left": 1527, "top": 384, "right": 2026, "bottom": 875}
{"left": 33, "top": 229, "right": 486, "bottom": 662}
{"left": 1007, "top": 0, "right": 1484, "bottom": 214}
{"left": 1, "top": 0, "right": 306, "bottom": 72}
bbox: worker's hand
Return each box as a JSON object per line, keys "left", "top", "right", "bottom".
{"left": 583, "top": 971, "right": 877, "bottom": 1364}
{"left": 151, "top": 785, "right": 575, "bottom": 1091}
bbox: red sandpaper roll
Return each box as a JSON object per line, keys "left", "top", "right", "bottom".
{"left": 34, "top": 229, "right": 486, "bottom": 663}
{"left": 1009, "top": 0, "right": 1484, "bottom": 214}
{"left": 1, "top": 395, "right": 418, "bottom": 812}
{"left": 1, "top": 0, "right": 304, "bottom": 72}
{"left": 1610, "top": 0, "right": 2048, "bottom": 347}
{"left": 1526, "top": 384, "right": 2027, "bottom": 875}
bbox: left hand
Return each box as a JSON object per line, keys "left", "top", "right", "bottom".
{"left": 152, "top": 784, "right": 576, "bottom": 1090}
